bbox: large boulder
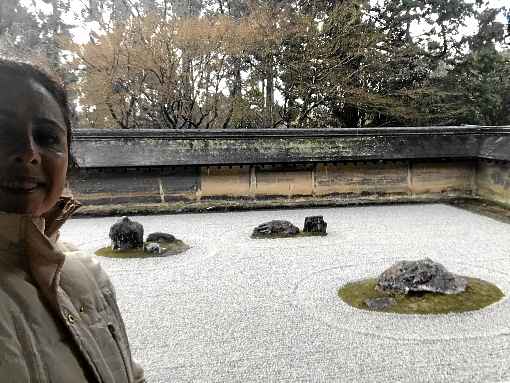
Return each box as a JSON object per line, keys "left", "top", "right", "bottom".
{"left": 376, "top": 258, "right": 467, "bottom": 295}
{"left": 303, "top": 216, "right": 327, "bottom": 234}
{"left": 146, "top": 232, "right": 176, "bottom": 243}
{"left": 251, "top": 220, "right": 300, "bottom": 238}
{"left": 109, "top": 216, "right": 144, "bottom": 251}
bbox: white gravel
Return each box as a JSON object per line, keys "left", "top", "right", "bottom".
{"left": 59, "top": 203, "right": 510, "bottom": 383}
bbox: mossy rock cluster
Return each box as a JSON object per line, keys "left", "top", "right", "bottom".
{"left": 339, "top": 277, "right": 504, "bottom": 314}
{"left": 251, "top": 231, "right": 328, "bottom": 239}
{"left": 251, "top": 217, "right": 327, "bottom": 239}
{"left": 95, "top": 240, "right": 189, "bottom": 259}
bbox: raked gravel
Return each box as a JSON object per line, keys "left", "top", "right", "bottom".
{"left": 59, "top": 203, "right": 510, "bottom": 383}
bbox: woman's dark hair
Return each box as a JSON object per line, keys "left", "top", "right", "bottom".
{"left": 0, "top": 59, "right": 77, "bottom": 168}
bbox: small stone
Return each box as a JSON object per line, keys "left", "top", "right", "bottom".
{"left": 144, "top": 242, "right": 161, "bottom": 255}
{"left": 365, "top": 297, "right": 397, "bottom": 310}
{"left": 376, "top": 258, "right": 468, "bottom": 295}
{"left": 303, "top": 216, "right": 327, "bottom": 234}
{"left": 251, "top": 220, "right": 300, "bottom": 238}
{"left": 147, "top": 232, "right": 176, "bottom": 243}
{"left": 109, "top": 216, "right": 144, "bottom": 251}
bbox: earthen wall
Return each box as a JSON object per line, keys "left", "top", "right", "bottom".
{"left": 476, "top": 161, "right": 510, "bottom": 207}
{"left": 68, "top": 160, "right": 476, "bottom": 205}
{"left": 67, "top": 127, "right": 509, "bottom": 209}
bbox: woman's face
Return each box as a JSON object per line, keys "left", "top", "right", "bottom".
{"left": 0, "top": 73, "right": 68, "bottom": 216}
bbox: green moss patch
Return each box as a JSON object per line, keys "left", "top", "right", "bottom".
{"left": 338, "top": 277, "right": 504, "bottom": 314}
{"left": 95, "top": 240, "right": 190, "bottom": 259}
{"left": 251, "top": 232, "right": 327, "bottom": 239}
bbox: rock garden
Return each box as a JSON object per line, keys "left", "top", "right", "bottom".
{"left": 95, "top": 216, "right": 190, "bottom": 258}
{"left": 339, "top": 258, "right": 504, "bottom": 314}
{"left": 61, "top": 205, "right": 510, "bottom": 382}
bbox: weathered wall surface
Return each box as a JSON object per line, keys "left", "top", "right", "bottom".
{"left": 315, "top": 162, "right": 409, "bottom": 196}
{"left": 409, "top": 162, "right": 474, "bottom": 195}
{"left": 200, "top": 166, "right": 251, "bottom": 197}
{"left": 479, "top": 135, "right": 510, "bottom": 162}
{"left": 476, "top": 161, "right": 510, "bottom": 207}
{"left": 72, "top": 127, "right": 485, "bottom": 167}
{"left": 69, "top": 160, "right": 476, "bottom": 205}
{"left": 68, "top": 126, "right": 508, "bottom": 208}
{"left": 69, "top": 168, "right": 199, "bottom": 204}
{"left": 254, "top": 165, "right": 314, "bottom": 197}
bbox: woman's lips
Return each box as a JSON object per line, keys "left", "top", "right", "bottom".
{"left": 0, "top": 178, "right": 45, "bottom": 192}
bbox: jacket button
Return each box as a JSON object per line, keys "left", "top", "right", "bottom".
{"left": 67, "top": 313, "right": 76, "bottom": 324}
{"left": 79, "top": 305, "right": 85, "bottom": 313}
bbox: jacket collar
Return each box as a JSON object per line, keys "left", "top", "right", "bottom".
{"left": 0, "top": 213, "right": 45, "bottom": 251}
{"left": 0, "top": 197, "right": 81, "bottom": 298}
{"left": 0, "top": 197, "right": 81, "bottom": 248}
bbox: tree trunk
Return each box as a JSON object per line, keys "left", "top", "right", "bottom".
{"left": 232, "top": 57, "right": 242, "bottom": 98}
{"left": 340, "top": 104, "right": 360, "bottom": 128}
{"left": 182, "top": 55, "right": 193, "bottom": 101}
{"left": 265, "top": 56, "right": 274, "bottom": 128}
{"left": 49, "top": 0, "right": 61, "bottom": 71}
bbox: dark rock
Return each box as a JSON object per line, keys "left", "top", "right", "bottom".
{"left": 146, "top": 232, "right": 176, "bottom": 243}
{"left": 144, "top": 242, "right": 161, "bottom": 255}
{"left": 376, "top": 258, "right": 467, "bottom": 295}
{"left": 365, "top": 297, "right": 397, "bottom": 310}
{"left": 251, "top": 220, "right": 300, "bottom": 238}
{"left": 109, "top": 216, "right": 144, "bottom": 251}
{"left": 303, "top": 216, "right": 327, "bottom": 234}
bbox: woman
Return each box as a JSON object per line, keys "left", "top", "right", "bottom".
{"left": 0, "top": 59, "right": 145, "bottom": 382}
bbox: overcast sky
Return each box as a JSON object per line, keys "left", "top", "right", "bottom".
{"left": 21, "top": 0, "right": 509, "bottom": 45}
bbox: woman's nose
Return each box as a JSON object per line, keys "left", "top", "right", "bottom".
{"left": 11, "top": 136, "right": 41, "bottom": 165}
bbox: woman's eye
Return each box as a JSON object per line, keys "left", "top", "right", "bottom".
{"left": 44, "top": 135, "right": 59, "bottom": 144}
{"left": 35, "top": 130, "right": 62, "bottom": 146}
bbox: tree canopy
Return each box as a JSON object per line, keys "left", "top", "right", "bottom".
{"left": 1, "top": 0, "right": 509, "bottom": 128}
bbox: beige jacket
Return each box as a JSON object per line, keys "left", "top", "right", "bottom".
{"left": 0, "top": 198, "right": 145, "bottom": 383}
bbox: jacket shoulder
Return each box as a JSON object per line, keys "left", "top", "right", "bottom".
{"left": 56, "top": 242, "right": 146, "bottom": 383}
{"left": 0, "top": 289, "right": 33, "bottom": 380}
{"left": 57, "top": 242, "right": 114, "bottom": 298}
{"left": 0, "top": 288, "right": 17, "bottom": 320}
